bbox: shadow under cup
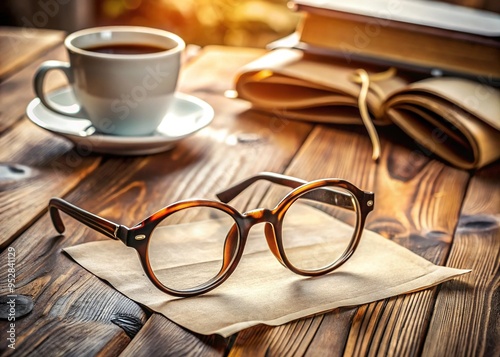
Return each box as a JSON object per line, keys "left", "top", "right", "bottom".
{"left": 37, "top": 27, "right": 186, "bottom": 136}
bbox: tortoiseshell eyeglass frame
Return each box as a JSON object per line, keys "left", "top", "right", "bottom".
{"left": 49, "top": 172, "right": 374, "bottom": 297}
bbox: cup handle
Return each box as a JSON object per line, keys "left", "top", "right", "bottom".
{"left": 33, "top": 61, "right": 86, "bottom": 118}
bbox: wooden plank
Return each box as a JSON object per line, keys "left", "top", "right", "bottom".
{"left": 422, "top": 164, "right": 500, "bottom": 356}
{"left": 227, "top": 126, "right": 378, "bottom": 356}
{"left": 119, "top": 314, "right": 226, "bottom": 357}
{"left": 228, "top": 125, "right": 470, "bottom": 355}
{"left": 0, "top": 41, "right": 99, "bottom": 249}
{"left": 317, "top": 131, "right": 469, "bottom": 356}
{"left": 118, "top": 45, "right": 314, "bottom": 356}
{"left": 0, "top": 36, "right": 97, "bottom": 249}
{"left": 0, "top": 118, "right": 100, "bottom": 249}
{"left": 0, "top": 27, "right": 64, "bottom": 81}
{"left": 0, "top": 212, "right": 149, "bottom": 355}
{"left": 229, "top": 316, "right": 324, "bottom": 357}
{"left": 0, "top": 44, "right": 68, "bottom": 133}
{"left": 0, "top": 46, "right": 313, "bottom": 355}
{"left": 304, "top": 308, "right": 357, "bottom": 357}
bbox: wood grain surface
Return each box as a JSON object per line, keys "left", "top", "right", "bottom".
{"left": 422, "top": 164, "right": 500, "bottom": 356}
{"left": 0, "top": 45, "right": 68, "bottom": 133}
{"left": 0, "top": 28, "right": 498, "bottom": 357}
{"left": 0, "top": 27, "right": 64, "bottom": 81}
{"left": 0, "top": 39, "right": 99, "bottom": 248}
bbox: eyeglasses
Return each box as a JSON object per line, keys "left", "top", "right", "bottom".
{"left": 49, "top": 172, "right": 374, "bottom": 297}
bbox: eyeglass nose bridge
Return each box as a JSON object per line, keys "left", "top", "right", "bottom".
{"left": 242, "top": 208, "right": 285, "bottom": 266}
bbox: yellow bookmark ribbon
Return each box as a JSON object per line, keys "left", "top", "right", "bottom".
{"left": 350, "top": 67, "right": 397, "bottom": 161}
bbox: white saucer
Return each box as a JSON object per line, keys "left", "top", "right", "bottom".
{"left": 26, "top": 87, "right": 214, "bottom": 155}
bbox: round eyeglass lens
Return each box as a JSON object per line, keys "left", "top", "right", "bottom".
{"left": 281, "top": 186, "right": 358, "bottom": 272}
{"left": 148, "top": 205, "right": 239, "bottom": 292}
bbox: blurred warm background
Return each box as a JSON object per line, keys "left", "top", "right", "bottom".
{"left": 1, "top": 0, "right": 300, "bottom": 48}
{"left": 1, "top": 0, "right": 498, "bottom": 48}
{"left": 96, "top": 0, "right": 300, "bottom": 47}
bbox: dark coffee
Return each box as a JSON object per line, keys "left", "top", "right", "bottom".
{"left": 84, "top": 43, "right": 171, "bottom": 55}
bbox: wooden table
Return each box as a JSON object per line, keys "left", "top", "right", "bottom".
{"left": 0, "top": 27, "right": 498, "bottom": 356}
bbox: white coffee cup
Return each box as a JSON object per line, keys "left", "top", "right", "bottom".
{"left": 34, "top": 26, "right": 185, "bottom": 136}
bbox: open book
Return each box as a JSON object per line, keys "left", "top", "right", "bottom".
{"left": 234, "top": 49, "right": 500, "bottom": 170}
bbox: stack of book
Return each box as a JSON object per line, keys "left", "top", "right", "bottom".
{"left": 287, "top": 0, "right": 500, "bottom": 79}
{"left": 233, "top": 0, "right": 500, "bottom": 169}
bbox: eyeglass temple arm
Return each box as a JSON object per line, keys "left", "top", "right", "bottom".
{"left": 216, "top": 172, "right": 355, "bottom": 210}
{"left": 49, "top": 198, "right": 128, "bottom": 243}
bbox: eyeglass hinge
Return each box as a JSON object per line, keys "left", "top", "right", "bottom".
{"left": 113, "top": 225, "right": 129, "bottom": 245}
{"left": 363, "top": 193, "right": 375, "bottom": 211}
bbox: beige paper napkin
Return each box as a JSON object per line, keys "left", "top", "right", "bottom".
{"left": 64, "top": 204, "right": 469, "bottom": 337}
